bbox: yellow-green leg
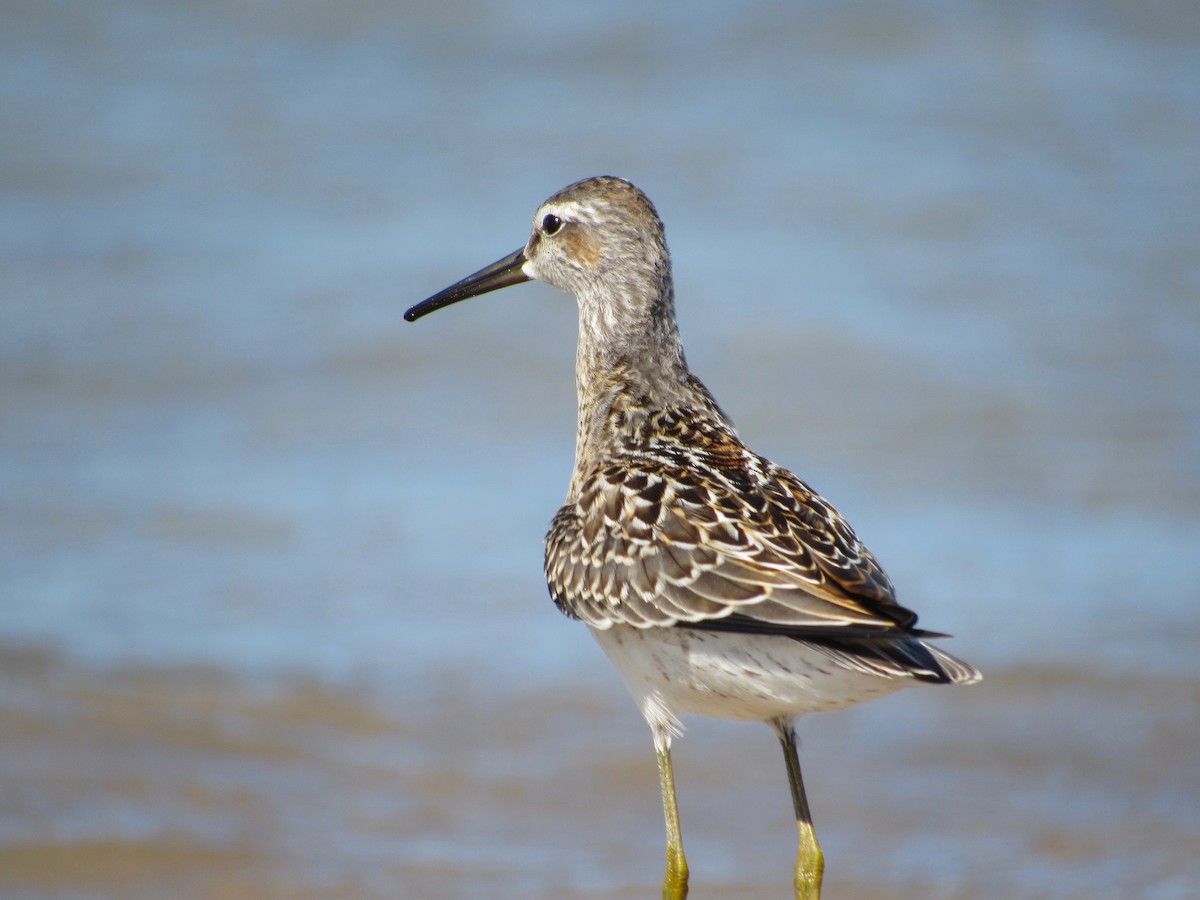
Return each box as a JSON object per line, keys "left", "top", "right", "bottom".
{"left": 774, "top": 718, "right": 824, "bottom": 899}
{"left": 656, "top": 743, "right": 689, "bottom": 899}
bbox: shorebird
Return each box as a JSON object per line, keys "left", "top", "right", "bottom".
{"left": 405, "top": 176, "right": 980, "bottom": 899}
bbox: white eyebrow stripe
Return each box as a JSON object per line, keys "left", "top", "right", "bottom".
{"left": 538, "top": 200, "right": 602, "bottom": 227}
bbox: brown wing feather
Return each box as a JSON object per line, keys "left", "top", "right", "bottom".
{"left": 545, "top": 429, "right": 920, "bottom": 636}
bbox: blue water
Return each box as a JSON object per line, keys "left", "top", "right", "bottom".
{"left": 2, "top": 1, "right": 1199, "bottom": 896}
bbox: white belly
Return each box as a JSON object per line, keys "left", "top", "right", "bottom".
{"left": 590, "top": 624, "right": 909, "bottom": 739}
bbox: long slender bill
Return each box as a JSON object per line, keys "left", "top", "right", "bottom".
{"left": 405, "top": 247, "right": 530, "bottom": 322}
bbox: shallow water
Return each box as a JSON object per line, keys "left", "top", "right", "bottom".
{"left": 2, "top": 646, "right": 1197, "bottom": 899}
{"left": 2, "top": 0, "right": 1199, "bottom": 897}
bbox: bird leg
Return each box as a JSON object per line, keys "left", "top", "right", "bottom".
{"left": 773, "top": 717, "right": 824, "bottom": 900}
{"left": 656, "top": 742, "right": 689, "bottom": 899}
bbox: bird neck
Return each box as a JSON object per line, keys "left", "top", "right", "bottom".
{"left": 568, "top": 277, "right": 716, "bottom": 499}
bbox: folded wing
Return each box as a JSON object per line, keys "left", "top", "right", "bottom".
{"left": 545, "top": 449, "right": 924, "bottom": 639}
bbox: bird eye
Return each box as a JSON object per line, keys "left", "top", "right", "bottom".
{"left": 542, "top": 214, "right": 563, "bottom": 236}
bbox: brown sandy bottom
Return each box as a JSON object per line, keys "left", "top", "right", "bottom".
{"left": 1, "top": 643, "right": 1197, "bottom": 899}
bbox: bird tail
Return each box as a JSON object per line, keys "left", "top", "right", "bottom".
{"left": 922, "top": 643, "right": 983, "bottom": 685}
{"left": 800, "top": 634, "right": 981, "bottom": 685}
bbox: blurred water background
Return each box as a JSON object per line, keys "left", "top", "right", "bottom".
{"left": 2, "top": 1, "right": 1199, "bottom": 897}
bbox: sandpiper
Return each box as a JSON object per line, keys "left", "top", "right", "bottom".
{"left": 405, "top": 176, "right": 980, "bottom": 899}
